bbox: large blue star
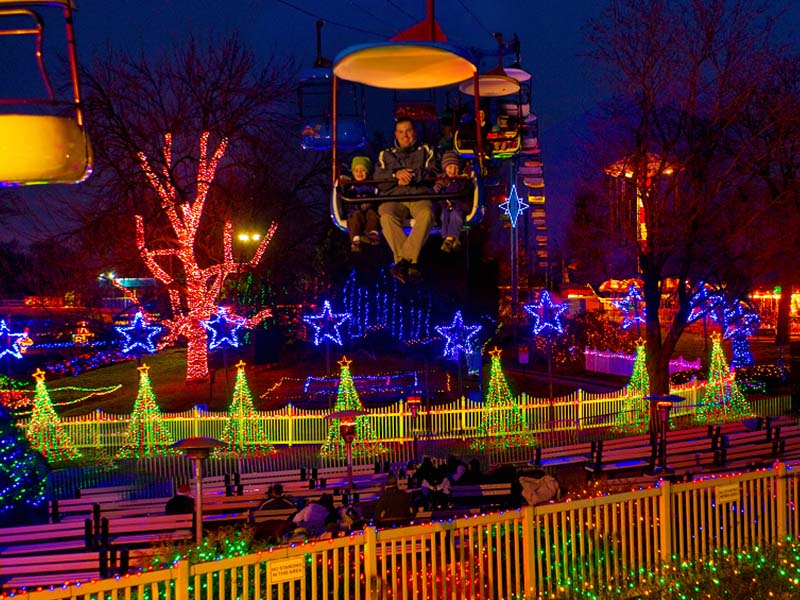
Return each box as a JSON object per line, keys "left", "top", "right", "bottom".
{"left": 523, "top": 290, "right": 568, "bottom": 336}
{"left": 303, "top": 300, "right": 351, "bottom": 346}
{"left": 200, "top": 306, "right": 246, "bottom": 350}
{"left": 116, "top": 311, "right": 162, "bottom": 355}
{"left": 498, "top": 184, "right": 529, "bottom": 228}
{"left": 435, "top": 310, "right": 481, "bottom": 360}
{"left": 612, "top": 283, "right": 646, "bottom": 330}
{"left": 0, "top": 320, "right": 31, "bottom": 360}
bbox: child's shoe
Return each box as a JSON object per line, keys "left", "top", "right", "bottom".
{"left": 452, "top": 238, "right": 462, "bottom": 252}
{"left": 351, "top": 238, "right": 361, "bottom": 253}
{"left": 440, "top": 237, "right": 454, "bottom": 253}
{"left": 366, "top": 230, "right": 381, "bottom": 244}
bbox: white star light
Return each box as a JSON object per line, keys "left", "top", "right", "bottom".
{"left": 115, "top": 311, "right": 162, "bottom": 355}
{"left": 523, "top": 290, "right": 568, "bottom": 336}
{"left": 200, "top": 306, "right": 246, "bottom": 350}
{"left": 303, "top": 300, "right": 351, "bottom": 346}
{"left": 498, "top": 184, "right": 529, "bottom": 228}
{"left": 435, "top": 310, "right": 482, "bottom": 360}
{"left": 0, "top": 320, "right": 31, "bottom": 360}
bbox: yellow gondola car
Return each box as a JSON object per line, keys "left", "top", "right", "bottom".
{"left": 0, "top": 0, "right": 91, "bottom": 186}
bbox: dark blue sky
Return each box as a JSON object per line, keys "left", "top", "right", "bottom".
{"left": 35, "top": 0, "right": 602, "bottom": 247}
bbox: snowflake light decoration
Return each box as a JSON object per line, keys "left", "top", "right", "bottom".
{"left": 435, "top": 310, "right": 481, "bottom": 360}
{"left": 498, "top": 184, "right": 529, "bottom": 228}
{"left": 0, "top": 320, "right": 31, "bottom": 360}
{"left": 115, "top": 311, "right": 162, "bottom": 355}
{"left": 200, "top": 306, "right": 246, "bottom": 350}
{"left": 523, "top": 290, "right": 568, "bottom": 336}
{"left": 303, "top": 300, "right": 351, "bottom": 346}
{"left": 612, "top": 283, "right": 645, "bottom": 330}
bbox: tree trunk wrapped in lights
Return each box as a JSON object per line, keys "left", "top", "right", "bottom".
{"left": 472, "top": 348, "right": 536, "bottom": 451}
{"left": 135, "top": 132, "right": 277, "bottom": 382}
{"left": 25, "top": 369, "right": 80, "bottom": 462}
{"left": 694, "top": 333, "right": 753, "bottom": 424}
{"left": 613, "top": 339, "right": 651, "bottom": 433}
{"left": 320, "top": 357, "right": 383, "bottom": 459}
{"left": 219, "top": 361, "right": 273, "bottom": 456}
{"left": 117, "top": 365, "right": 175, "bottom": 458}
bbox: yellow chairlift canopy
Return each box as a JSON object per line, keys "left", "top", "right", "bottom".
{"left": 334, "top": 42, "right": 476, "bottom": 90}
{"left": 459, "top": 66, "right": 520, "bottom": 97}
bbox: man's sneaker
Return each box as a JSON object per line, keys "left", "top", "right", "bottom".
{"left": 389, "top": 259, "right": 411, "bottom": 284}
{"left": 452, "top": 238, "right": 462, "bottom": 252}
{"left": 351, "top": 240, "right": 361, "bottom": 253}
{"left": 440, "top": 238, "right": 454, "bottom": 253}
{"left": 406, "top": 263, "right": 423, "bottom": 283}
{"left": 366, "top": 230, "right": 381, "bottom": 244}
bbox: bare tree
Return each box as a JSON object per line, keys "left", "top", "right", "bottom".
{"left": 587, "top": 0, "right": 783, "bottom": 392}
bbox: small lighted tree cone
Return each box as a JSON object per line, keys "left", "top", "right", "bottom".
{"left": 116, "top": 365, "right": 175, "bottom": 458}
{"left": 0, "top": 402, "right": 49, "bottom": 521}
{"left": 694, "top": 333, "right": 754, "bottom": 424}
{"left": 26, "top": 369, "right": 80, "bottom": 461}
{"left": 320, "top": 357, "right": 384, "bottom": 459}
{"left": 219, "top": 361, "right": 273, "bottom": 455}
{"left": 471, "top": 348, "right": 536, "bottom": 451}
{"left": 613, "top": 340, "right": 651, "bottom": 433}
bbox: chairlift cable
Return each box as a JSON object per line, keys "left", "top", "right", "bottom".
{"left": 348, "top": 0, "right": 398, "bottom": 32}
{"left": 385, "top": 0, "right": 418, "bottom": 22}
{"left": 275, "top": 0, "right": 388, "bottom": 38}
{"left": 454, "top": 0, "right": 495, "bottom": 42}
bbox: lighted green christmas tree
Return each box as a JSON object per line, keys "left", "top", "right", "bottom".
{"left": 219, "top": 361, "right": 273, "bottom": 455}
{"left": 472, "top": 348, "right": 536, "bottom": 451}
{"left": 0, "top": 402, "right": 50, "bottom": 524}
{"left": 320, "top": 356, "right": 383, "bottom": 459}
{"left": 26, "top": 369, "right": 80, "bottom": 461}
{"left": 613, "top": 339, "right": 651, "bottom": 433}
{"left": 116, "top": 364, "right": 175, "bottom": 458}
{"left": 694, "top": 333, "right": 753, "bottom": 424}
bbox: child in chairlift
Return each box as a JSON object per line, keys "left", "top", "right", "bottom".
{"left": 345, "top": 155, "right": 381, "bottom": 253}
{"left": 434, "top": 150, "right": 471, "bottom": 253}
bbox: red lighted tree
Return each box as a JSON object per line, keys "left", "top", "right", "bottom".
{"left": 135, "top": 132, "right": 277, "bottom": 381}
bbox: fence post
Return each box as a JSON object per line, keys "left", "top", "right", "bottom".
{"left": 287, "top": 404, "right": 294, "bottom": 447}
{"left": 174, "top": 559, "right": 190, "bottom": 600}
{"left": 398, "top": 404, "right": 404, "bottom": 442}
{"left": 364, "top": 526, "right": 379, "bottom": 597}
{"left": 192, "top": 406, "right": 200, "bottom": 438}
{"left": 576, "top": 389, "right": 583, "bottom": 431}
{"left": 460, "top": 395, "right": 467, "bottom": 438}
{"left": 777, "top": 462, "right": 788, "bottom": 540}
{"left": 521, "top": 505, "right": 537, "bottom": 597}
{"left": 659, "top": 480, "right": 672, "bottom": 565}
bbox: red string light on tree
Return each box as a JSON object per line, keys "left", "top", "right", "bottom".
{"left": 135, "top": 132, "right": 276, "bottom": 382}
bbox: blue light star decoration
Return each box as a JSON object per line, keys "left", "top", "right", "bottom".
{"left": 687, "top": 285, "right": 725, "bottom": 324}
{"left": 435, "top": 310, "right": 482, "bottom": 360}
{"left": 524, "top": 290, "right": 568, "bottom": 336}
{"left": 0, "top": 320, "right": 31, "bottom": 360}
{"left": 115, "top": 311, "right": 162, "bottom": 355}
{"left": 200, "top": 306, "right": 246, "bottom": 350}
{"left": 303, "top": 300, "right": 351, "bottom": 346}
{"left": 498, "top": 184, "right": 529, "bottom": 228}
{"left": 612, "top": 283, "right": 646, "bottom": 330}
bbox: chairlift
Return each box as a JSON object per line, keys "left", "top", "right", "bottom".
{"left": 299, "top": 20, "right": 366, "bottom": 151}
{"left": 0, "top": 0, "right": 91, "bottom": 186}
{"left": 329, "top": 0, "right": 485, "bottom": 233}
{"left": 454, "top": 33, "right": 524, "bottom": 160}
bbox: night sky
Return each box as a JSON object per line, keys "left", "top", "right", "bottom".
{"left": 5, "top": 1, "right": 799, "bottom": 246}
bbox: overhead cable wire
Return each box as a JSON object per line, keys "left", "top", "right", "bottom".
{"left": 455, "top": 0, "right": 495, "bottom": 42}
{"left": 386, "top": 0, "right": 417, "bottom": 22}
{"left": 275, "top": 0, "right": 388, "bottom": 38}
{"left": 348, "top": 0, "right": 397, "bottom": 32}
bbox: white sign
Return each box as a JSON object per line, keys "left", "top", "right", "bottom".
{"left": 268, "top": 556, "right": 305, "bottom": 585}
{"left": 716, "top": 483, "right": 740, "bottom": 505}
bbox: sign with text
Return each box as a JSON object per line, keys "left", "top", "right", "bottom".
{"left": 267, "top": 556, "right": 305, "bottom": 585}
{"left": 716, "top": 483, "right": 740, "bottom": 505}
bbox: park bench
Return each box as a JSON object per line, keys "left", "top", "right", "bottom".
{"left": 0, "top": 518, "right": 95, "bottom": 556}
{"left": 449, "top": 482, "right": 514, "bottom": 509}
{"left": 100, "top": 513, "right": 194, "bottom": 548}
{"left": 0, "top": 547, "right": 129, "bottom": 592}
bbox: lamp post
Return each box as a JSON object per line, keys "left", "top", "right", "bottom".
{"left": 326, "top": 409, "right": 366, "bottom": 491}
{"left": 645, "top": 394, "right": 685, "bottom": 475}
{"left": 172, "top": 436, "right": 224, "bottom": 543}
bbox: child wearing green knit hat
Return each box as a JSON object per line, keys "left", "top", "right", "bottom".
{"left": 345, "top": 156, "right": 380, "bottom": 253}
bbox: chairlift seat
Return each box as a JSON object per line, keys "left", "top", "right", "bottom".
{"left": 0, "top": 113, "right": 91, "bottom": 185}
